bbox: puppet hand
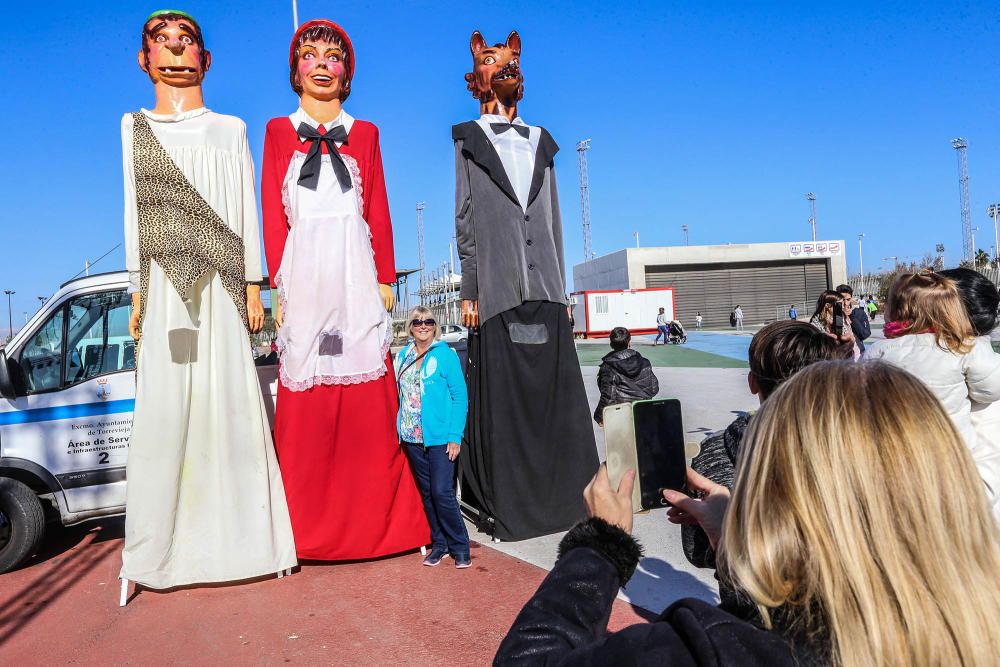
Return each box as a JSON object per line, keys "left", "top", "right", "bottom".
{"left": 246, "top": 285, "right": 265, "bottom": 334}
{"left": 461, "top": 299, "right": 480, "bottom": 328}
{"left": 583, "top": 464, "right": 636, "bottom": 534}
{"left": 273, "top": 296, "right": 284, "bottom": 329}
{"left": 379, "top": 284, "right": 395, "bottom": 312}
{"left": 129, "top": 293, "right": 142, "bottom": 341}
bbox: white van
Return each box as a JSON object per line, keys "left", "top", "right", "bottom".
{"left": 0, "top": 271, "right": 278, "bottom": 573}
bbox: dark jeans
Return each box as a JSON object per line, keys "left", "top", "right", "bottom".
{"left": 403, "top": 441, "right": 471, "bottom": 558}
{"left": 654, "top": 325, "right": 669, "bottom": 343}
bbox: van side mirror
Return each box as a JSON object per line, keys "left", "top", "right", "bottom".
{"left": 0, "top": 350, "right": 16, "bottom": 400}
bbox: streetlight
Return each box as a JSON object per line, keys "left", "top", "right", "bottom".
{"left": 857, "top": 233, "right": 864, "bottom": 283}
{"left": 37, "top": 296, "right": 46, "bottom": 305}
{"left": 972, "top": 226, "right": 981, "bottom": 266}
{"left": 4, "top": 290, "right": 14, "bottom": 342}
{"left": 988, "top": 204, "right": 1000, "bottom": 262}
{"left": 806, "top": 192, "right": 817, "bottom": 242}
{"left": 882, "top": 256, "right": 898, "bottom": 269}
{"left": 633, "top": 231, "right": 640, "bottom": 248}
{"left": 680, "top": 224, "right": 689, "bottom": 246}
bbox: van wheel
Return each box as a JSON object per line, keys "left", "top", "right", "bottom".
{"left": 0, "top": 478, "right": 46, "bottom": 574}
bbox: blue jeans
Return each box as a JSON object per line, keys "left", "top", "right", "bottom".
{"left": 404, "top": 442, "right": 470, "bottom": 558}
{"left": 654, "top": 325, "right": 669, "bottom": 343}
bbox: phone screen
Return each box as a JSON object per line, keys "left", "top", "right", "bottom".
{"left": 632, "top": 399, "right": 686, "bottom": 509}
{"left": 833, "top": 302, "right": 845, "bottom": 336}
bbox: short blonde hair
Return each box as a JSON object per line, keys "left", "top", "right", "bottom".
{"left": 720, "top": 361, "right": 1000, "bottom": 667}
{"left": 407, "top": 306, "right": 441, "bottom": 340}
{"left": 886, "top": 270, "right": 975, "bottom": 354}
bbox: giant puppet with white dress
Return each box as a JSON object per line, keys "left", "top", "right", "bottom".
{"left": 262, "top": 19, "right": 429, "bottom": 560}
{"left": 454, "top": 31, "right": 599, "bottom": 541}
{"left": 120, "top": 11, "right": 296, "bottom": 597}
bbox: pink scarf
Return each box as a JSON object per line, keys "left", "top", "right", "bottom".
{"left": 883, "top": 320, "right": 934, "bottom": 339}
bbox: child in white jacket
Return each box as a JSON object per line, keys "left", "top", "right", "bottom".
{"left": 866, "top": 270, "right": 1000, "bottom": 519}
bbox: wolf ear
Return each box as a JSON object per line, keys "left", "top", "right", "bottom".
{"left": 506, "top": 30, "right": 521, "bottom": 54}
{"left": 470, "top": 31, "right": 487, "bottom": 55}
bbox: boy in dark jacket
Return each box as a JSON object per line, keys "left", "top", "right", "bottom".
{"left": 593, "top": 327, "right": 659, "bottom": 425}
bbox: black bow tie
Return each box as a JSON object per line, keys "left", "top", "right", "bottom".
{"left": 490, "top": 122, "right": 530, "bottom": 139}
{"left": 296, "top": 122, "right": 351, "bottom": 192}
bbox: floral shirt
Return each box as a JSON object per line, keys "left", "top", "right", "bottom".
{"left": 397, "top": 347, "right": 423, "bottom": 443}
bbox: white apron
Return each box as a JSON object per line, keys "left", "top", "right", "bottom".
{"left": 276, "top": 150, "right": 392, "bottom": 391}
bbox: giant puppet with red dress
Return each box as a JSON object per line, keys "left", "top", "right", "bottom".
{"left": 261, "top": 19, "right": 429, "bottom": 560}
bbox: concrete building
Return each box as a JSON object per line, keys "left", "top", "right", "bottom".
{"left": 573, "top": 241, "right": 848, "bottom": 328}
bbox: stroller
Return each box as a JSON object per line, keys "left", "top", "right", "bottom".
{"left": 666, "top": 320, "right": 687, "bottom": 345}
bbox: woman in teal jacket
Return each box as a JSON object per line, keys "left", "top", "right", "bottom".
{"left": 394, "top": 307, "right": 471, "bottom": 568}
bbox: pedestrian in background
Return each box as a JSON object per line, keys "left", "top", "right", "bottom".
{"left": 393, "top": 307, "right": 472, "bottom": 569}
{"left": 733, "top": 304, "right": 744, "bottom": 331}
{"left": 593, "top": 327, "right": 659, "bottom": 425}
{"left": 695, "top": 312, "right": 703, "bottom": 329}
{"left": 788, "top": 304, "right": 797, "bottom": 320}
{"left": 654, "top": 307, "right": 668, "bottom": 345}
{"left": 836, "top": 284, "right": 871, "bottom": 353}
{"left": 810, "top": 290, "right": 857, "bottom": 357}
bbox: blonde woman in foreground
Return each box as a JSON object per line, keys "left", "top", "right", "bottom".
{"left": 495, "top": 361, "right": 1000, "bottom": 667}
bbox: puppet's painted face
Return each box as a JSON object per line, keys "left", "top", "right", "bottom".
{"left": 465, "top": 31, "right": 523, "bottom": 104}
{"left": 139, "top": 17, "right": 208, "bottom": 86}
{"left": 296, "top": 40, "right": 349, "bottom": 101}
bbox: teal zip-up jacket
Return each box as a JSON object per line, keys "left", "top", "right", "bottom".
{"left": 393, "top": 340, "right": 468, "bottom": 446}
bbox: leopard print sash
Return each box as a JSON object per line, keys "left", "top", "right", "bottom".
{"left": 132, "top": 112, "right": 249, "bottom": 331}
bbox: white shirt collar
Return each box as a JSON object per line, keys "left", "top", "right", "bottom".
{"left": 289, "top": 107, "right": 355, "bottom": 144}
{"left": 141, "top": 107, "right": 210, "bottom": 123}
{"left": 479, "top": 113, "right": 528, "bottom": 126}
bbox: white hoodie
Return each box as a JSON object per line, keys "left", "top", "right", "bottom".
{"left": 865, "top": 334, "right": 1000, "bottom": 519}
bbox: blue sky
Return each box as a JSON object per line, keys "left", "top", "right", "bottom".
{"left": 2, "top": 1, "right": 1000, "bottom": 329}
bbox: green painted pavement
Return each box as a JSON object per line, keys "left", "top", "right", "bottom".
{"left": 577, "top": 344, "right": 748, "bottom": 368}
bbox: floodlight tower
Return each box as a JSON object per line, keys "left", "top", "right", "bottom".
{"left": 576, "top": 139, "right": 595, "bottom": 261}
{"left": 952, "top": 138, "right": 973, "bottom": 263}
{"left": 416, "top": 202, "right": 426, "bottom": 303}
{"left": 806, "top": 193, "right": 817, "bottom": 241}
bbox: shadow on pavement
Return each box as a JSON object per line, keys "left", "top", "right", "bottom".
{"left": 0, "top": 528, "right": 119, "bottom": 648}
{"left": 624, "top": 556, "right": 718, "bottom": 620}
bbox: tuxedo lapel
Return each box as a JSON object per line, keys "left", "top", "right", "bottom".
{"left": 526, "top": 129, "right": 559, "bottom": 208}
{"left": 453, "top": 122, "right": 519, "bottom": 207}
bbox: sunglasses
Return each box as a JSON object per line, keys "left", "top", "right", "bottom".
{"left": 411, "top": 318, "right": 436, "bottom": 327}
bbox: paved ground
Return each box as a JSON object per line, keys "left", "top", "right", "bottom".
{"left": 3, "top": 329, "right": 764, "bottom": 665}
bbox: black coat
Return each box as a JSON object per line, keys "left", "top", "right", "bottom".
{"left": 849, "top": 308, "right": 871, "bottom": 353}
{"left": 495, "top": 518, "right": 818, "bottom": 666}
{"left": 594, "top": 349, "right": 659, "bottom": 423}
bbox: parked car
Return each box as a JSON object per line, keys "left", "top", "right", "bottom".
{"left": 0, "top": 271, "right": 279, "bottom": 573}
{"left": 439, "top": 324, "right": 468, "bottom": 343}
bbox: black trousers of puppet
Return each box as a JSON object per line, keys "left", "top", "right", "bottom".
{"left": 460, "top": 300, "right": 599, "bottom": 541}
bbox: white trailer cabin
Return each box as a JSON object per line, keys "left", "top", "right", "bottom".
{"left": 571, "top": 288, "right": 676, "bottom": 339}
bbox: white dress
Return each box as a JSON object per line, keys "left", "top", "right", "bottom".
{"left": 120, "top": 107, "right": 296, "bottom": 589}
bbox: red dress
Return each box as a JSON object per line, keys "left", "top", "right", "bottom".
{"left": 262, "top": 113, "right": 429, "bottom": 560}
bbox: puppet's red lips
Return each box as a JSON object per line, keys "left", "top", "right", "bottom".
{"left": 158, "top": 66, "right": 197, "bottom": 74}
{"left": 310, "top": 74, "right": 334, "bottom": 84}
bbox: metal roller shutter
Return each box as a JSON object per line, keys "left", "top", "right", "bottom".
{"left": 644, "top": 259, "right": 830, "bottom": 328}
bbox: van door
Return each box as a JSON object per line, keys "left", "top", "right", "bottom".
{"left": 3, "top": 289, "right": 135, "bottom": 515}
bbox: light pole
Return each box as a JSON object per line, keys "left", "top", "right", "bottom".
{"left": 857, "top": 233, "right": 864, "bottom": 283}
{"left": 37, "top": 296, "right": 45, "bottom": 305}
{"left": 806, "top": 192, "right": 817, "bottom": 241}
{"left": 972, "top": 226, "right": 981, "bottom": 266}
{"left": 988, "top": 204, "right": 1000, "bottom": 262}
{"left": 4, "top": 290, "right": 14, "bottom": 342}
{"left": 882, "top": 256, "right": 898, "bottom": 270}
{"left": 633, "top": 231, "right": 640, "bottom": 248}
{"left": 681, "top": 224, "right": 689, "bottom": 246}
